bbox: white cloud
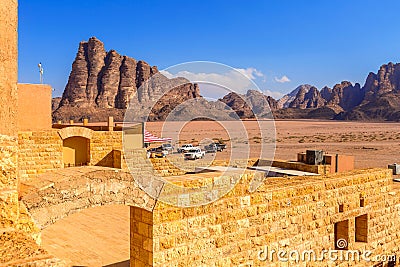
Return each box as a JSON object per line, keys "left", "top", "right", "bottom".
{"left": 235, "top": 67, "right": 265, "bottom": 80}
{"left": 160, "top": 67, "right": 264, "bottom": 95}
{"left": 274, "top": 75, "right": 291, "bottom": 83}
{"left": 263, "top": 89, "right": 285, "bottom": 99}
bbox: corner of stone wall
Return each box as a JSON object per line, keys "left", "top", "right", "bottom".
{"left": 0, "top": 134, "right": 19, "bottom": 230}
{"left": 130, "top": 206, "right": 154, "bottom": 267}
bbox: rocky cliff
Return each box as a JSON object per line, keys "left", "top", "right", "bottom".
{"left": 53, "top": 37, "right": 201, "bottom": 122}
{"left": 54, "top": 37, "right": 400, "bottom": 122}
{"left": 340, "top": 62, "right": 400, "bottom": 121}
{"left": 275, "top": 61, "right": 400, "bottom": 121}
{"left": 288, "top": 86, "right": 326, "bottom": 109}
{"left": 277, "top": 84, "right": 313, "bottom": 109}
{"left": 219, "top": 90, "right": 277, "bottom": 119}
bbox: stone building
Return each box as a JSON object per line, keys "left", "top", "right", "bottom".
{"left": 1, "top": 1, "right": 400, "bottom": 267}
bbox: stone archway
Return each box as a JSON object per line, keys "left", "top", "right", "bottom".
{"left": 63, "top": 136, "right": 90, "bottom": 167}
{"left": 20, "top": 166, "right": 158, "bottom": 266}
{"left": 20, "top": 167, "right": 156, "bottom": 230}
{"left": 58, "top": 126, "right": 93, "bottom": 140}
{"left": 58, "top": 127, "right": 94, "bottom": 167}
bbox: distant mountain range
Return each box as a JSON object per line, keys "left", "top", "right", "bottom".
{"left": 53, "top": 37, "right": 400, "bottom": 122}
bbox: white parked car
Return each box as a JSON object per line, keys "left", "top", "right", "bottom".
{"left": 184, "top": 148, "right": 205, "bottom": 160}
{"left": 162, "top": 143, "right": 174, "bottom": 153}
{"left": 177, "top": 144, "right": 194, "bottom": 153}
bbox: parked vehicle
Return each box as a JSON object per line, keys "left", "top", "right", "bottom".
{"left": 148, "top": 147, "right": 167, "bottom": 158}
{"left": 204, "top": 143, "right": 218, "bottom": 153}
{"left": 184, "top": 148, "right": 206, "bottom": 160}
{"left": 204, "top": 142, "right": 226, "bottom": 152}
{"left": 215, "top": 142, "right": 226, "bottom": 152}
{"left": 162, "top": 143, "right": 174, "bottom": 153}
{"left": 177, "top": 144, "right": 194, "bottom": 153}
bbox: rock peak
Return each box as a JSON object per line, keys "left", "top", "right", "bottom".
{"left": 54, "top": 37, "right": 202, "bottom": 122}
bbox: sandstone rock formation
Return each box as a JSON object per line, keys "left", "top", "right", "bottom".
{"left": 219, "top": 90, "right": 277, "bottom": 119}
{"left": 54, "top": 37, "right": 400, "bottom": 122}
{"left": 53, "top": 37, "right": 201, "bottom": 122}
{"left": 52, "top": 97, "right": 61, "bottom": 112}
{"left": 341, "top": 62, "right": 400, "bottom": 121}
{"left": 220, "top": 92, "right": 255, "bottom": 119}
{"left": 276, "top": 61, "right": 400, "bottom": 121}
{"left": 289, "top": 86, "right": 326, "bottom": 109}
{"left": 277, "top": 84, "right": 313, "bottom": 109}
{"left": 277, "top": 81, "right": 365, "bottom": 120}
{"left": 324, "top": 81, "right": 363, "bottom": 111}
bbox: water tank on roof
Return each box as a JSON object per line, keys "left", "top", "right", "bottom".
{"left": 306, "top": 150, "right": 324, "bottom": 165}
{"left": 388, "top": 163, "right": 400, "bottom": 175}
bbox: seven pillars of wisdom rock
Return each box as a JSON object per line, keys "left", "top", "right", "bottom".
{"left": 0, "top": 0, "right": 19, "bottom": 229}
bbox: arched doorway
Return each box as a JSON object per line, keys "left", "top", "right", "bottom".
{"left": 63, "top": 136, "right": 90, "bottom": 167}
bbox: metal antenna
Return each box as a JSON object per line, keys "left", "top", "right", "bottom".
{"left": 38, "top": 62, "right": 44, "bottom": 84}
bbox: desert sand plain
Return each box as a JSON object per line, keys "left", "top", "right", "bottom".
{"left": 41, "top": 120, "right": 400, "bottom": 266}
{"left": 146, "top": 120, "right": 400, "bottom": 168}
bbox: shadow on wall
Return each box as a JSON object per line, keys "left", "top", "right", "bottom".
{"left": 63, "top": 136, "right": 90, "bottom": 167}
{"left": 95, "top": 150, "right": 122, "bottom": 169}
{"left": 102, "top": 260, "right": 130, "bottom": 267}
{"left": 73, "top": 261, "right": 129, "bottom": 267}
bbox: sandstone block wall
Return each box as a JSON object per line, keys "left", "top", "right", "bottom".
{"left": 0, "top": 0, "right": 18, "bottom": 136}
{"left": 18, "top": 131, "right": 63, "bottom": 180}
{"left": 0, "top": 135, "right": 19, "bottom": 229}
{"left": 130, "top": 169, "right": 400, "bottom": 266}
{"left": 258, "top": 158, "right": 331, "bottom": 174}
{"left": 91, "top": 131, "right": 123, "bottom": 166}
{"left": 17, "top": 129, "right": 127, "bottom": 179}
{"left": 149, "top": 158, "right": 260, "bottom": 178}
{"left": 131, "top": 206, "right": 154, "bottom": 267}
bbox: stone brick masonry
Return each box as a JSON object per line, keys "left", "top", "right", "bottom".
{"left": 17, "top": 129, "right": 125, "bottom": 180}
{"left": 132, "top": 168, "right": 400, "bottom": 267}
{"left": 18, "top": 130, "right": 63, "bottom": 180}
{"left": 0, "top": 135, "right": 19, "bottom": 229}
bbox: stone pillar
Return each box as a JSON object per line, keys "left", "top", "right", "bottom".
{"left": 69, "top": 119, "right": 74, "bottom": 125}
{"left": 0, "top": 0, "right": 18, "bottom": 136}
{"left": 0, "top": 0, "right": 19, "bottom": 230}
{"left": 108, "top": 116, "right": 114, "bottom": 131}
{"left": 83, "top": 118, "right": 89, "bottom": 126}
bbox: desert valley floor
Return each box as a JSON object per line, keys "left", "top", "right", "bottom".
{"left": 41, "top": 120, "right": 400, "bottom": 266}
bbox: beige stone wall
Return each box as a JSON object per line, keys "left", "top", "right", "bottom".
{"left": 18, "top": 130, "right": 63, "bottom": 180}
{"left": 91, "top": 131, "right": 123, "bottom": 166}
{"left": 18, "top": 129, "right": 128, "bottom": 179}
{"left": 130, "top": 206, "right": 154, "bottom": 267}
{"left": 149, "top": 158, "right": 260, "bottom": 177}
{"left": 0, "top": 135, "right": 19, "bottom": 229}
{"left": 258, "top": 158, "right": 331, "bottom": 174}
{"left": 17, "top": 84, "right": 52, "bottom": 131}
{"left": 0, "top": 0, "right": 18, "bottom": 136}
{"left": 132, "top": 169, "right": 400, "bottom": 266}
{"left": 0, "top": 0, "right": 19, "bottom": 237}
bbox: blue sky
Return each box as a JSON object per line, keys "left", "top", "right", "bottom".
{"left": 19, "top": 0, "right": 400, "bottom": 98}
